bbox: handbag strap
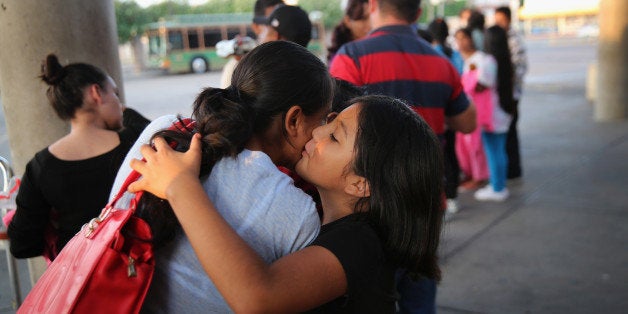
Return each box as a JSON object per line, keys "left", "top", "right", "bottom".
{"left": 108, "top": 117, "right": 197, "bottom": 208}
{"left": 84, "top": 118, "right": 196, "bottom": 237}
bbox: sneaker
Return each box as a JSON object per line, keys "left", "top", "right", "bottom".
{"left": 458, "top": 179, "right": 488, "bottom": 192}
{"left": 474, "top": 186, "right": 509, "bottom": 202}
{"left": 446, "top": 199, "right": 459, "bottom": 214}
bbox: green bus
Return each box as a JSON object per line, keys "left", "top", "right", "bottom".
{"left": 145, "top": 13, "right": 326, "bottom": 74}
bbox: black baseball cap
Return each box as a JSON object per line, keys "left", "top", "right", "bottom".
{"left": 260, "top": 5, "right": 312, "bottom": 47}
{"left": 252, "top": 0, "right": 284, "bottom": 24}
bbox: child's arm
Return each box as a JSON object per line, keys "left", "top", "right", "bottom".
{"left": 129, "top": 135, "right": 346, "bottom": 312}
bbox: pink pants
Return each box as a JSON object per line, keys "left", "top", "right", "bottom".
{"left": 455, "top": 128, "right": 489, "bottom": 181}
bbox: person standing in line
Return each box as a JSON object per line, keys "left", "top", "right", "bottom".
{"left": 220, "top": 0, "right": 284, "bottom": 88}
{"left": 458, "top": 7, "right": 473, "bottom": 27}
{"left": 453, "top": 28, "right": 491, "bottom": 193}
{"left": 473, "top": 26, "right": 514, "bottom": 202}
{"left": 327, "top": 0, "right": 371, "bottom": 64}
{"left": 329, "top": 0, "right": 476, "bottom": 136}
{"left": 427, "top": 18, "right": 464, "bottom": 73}
{"left": 456, "top": 28, "right": 512, "bottom": 201}
{"left": 426, "top": 17, "right": 465, "bottom": 214}
{"left": 468, "top": 10, "right": 486, "bottom": 52}
{"left": 251, "top": 0, "right": 285, "bottom": 36}
{"left": 495, "top": 6, "right": 527, "bottom": 179}
{"left": 8, "top": 54, "right": 149, "bottom": 262}
{"left": 329, "top": 0, "right": 476, "bottom": 312}
{"left": 256, "top": 4, "right": 312, "bottom": 47}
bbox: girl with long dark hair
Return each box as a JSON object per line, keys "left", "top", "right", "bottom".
{"left": 128, "top": 94, "right": 444, "bottom": 312}
{"left": 327, "top": 0, "right": 370, "bottom": 63}
{"left": 474, "top": 25, "right": 514, "bottom": 201}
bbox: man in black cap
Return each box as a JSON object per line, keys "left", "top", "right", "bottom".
{"left": 258, "top": 5, "right": 312, "bottom": 47}
{"left": 220, "top": 0, "right": 285, "bottom": 88}
{"left": 252, "top": 0, "right": 285, "bottom": 37}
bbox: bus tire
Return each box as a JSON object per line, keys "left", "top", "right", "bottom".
{"left": 190, "top": 57, "right": 209, "bottom": 74}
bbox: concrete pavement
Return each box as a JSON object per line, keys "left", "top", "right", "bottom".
{"left": 436, "top": 38, "right": 628, "bottom": 313}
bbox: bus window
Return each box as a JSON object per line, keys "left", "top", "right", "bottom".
{"left": 144, "top": 13, "right": 327, "bottom": 73}
{"left": 188, "top": 29, "right": 200, "bottom": 49}
{"left": 203, "top": 28, "right": 222, "bottom": 48}
{"left": 226, "top": 27, "right": 241, "bottom": 40}
{"left": 168, "top": 30, "right": 184, "bottom": 51}
{"left": 149, "top": 34, "right": 161, "bottom": 55}
{"left": 311, "top": 26, "right": 319, "bottom": 40}
{"left": 246, "top": 26, "right": 255, "bottom": 39}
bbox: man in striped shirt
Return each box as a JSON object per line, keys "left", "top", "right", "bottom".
{"left": 329, "top": 1, "right": 476, "bottom": 313}
{"left": 329, "top": 0, "right": 476, "bottom": 138}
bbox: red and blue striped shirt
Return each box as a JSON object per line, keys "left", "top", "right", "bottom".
{"left": 330, "top": 25, "right": 470, "bottom": 135}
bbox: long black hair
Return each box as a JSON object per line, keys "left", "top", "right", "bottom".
{"left": 468, "top": 10, "right": 485, "bottom": 31}
{"left": 137, "top": 41, "right": 334, "bottom": 248}
{"left": 350, "top": 95, "right": 443, "bottom": 281}
{"left": 427, "top": 18, "right": 452, "bottom": 58}
{"left": 484, "top": 25, "right": 514, "bottom": 114}
{"left": 40, "top": 54, "right": 108, "bottom": 120}
{"left": 327, "top": 0, "right": 368, "bottom": 62}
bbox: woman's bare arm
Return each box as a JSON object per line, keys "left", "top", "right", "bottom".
{"left": 129, "top": 135, "right": 346, "bottom": 312}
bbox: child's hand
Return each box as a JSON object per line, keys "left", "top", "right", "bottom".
{"left": 128, "top": 133, "right": 202, "bottom": 200}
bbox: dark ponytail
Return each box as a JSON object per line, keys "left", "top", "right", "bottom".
{"left": 40, "top": 54, "right": 66, "bottom": 85}
{"left": 39, "top": 53, "right": 108, "bottom": 120}
{"left": 136, "top": 41, "right": 333, "bottom": 248}
{"left": 135, "top": 87, "right": 254, "bottom": 247}
{"left": 328, "top": 23, "right": 354, "bottom": 63}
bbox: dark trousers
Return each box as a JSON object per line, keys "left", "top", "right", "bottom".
{"left": 395, "top": 270, "right": 436, "bottom": 314}
{"left": 506, "top": 100, "right": 522, "bottom": 179}
{"left": 443, "top": 129, "right": 460, "bottom": 199}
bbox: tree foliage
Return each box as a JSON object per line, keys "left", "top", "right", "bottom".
{"left": 145, "top": 1, "right": 193, "bottom": 18}
{"left": 418, "top": 0, "right": 469, "bottom": 24}
{"left": 191, "top": 0, "right": 255, "bottom": 14}
{"left": 115, "top": 0, "right": 150, "bottom": 44}
{"left": 298, "top": 0, "right": 343, "bottom": 29}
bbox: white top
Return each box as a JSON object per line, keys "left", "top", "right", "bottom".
{"left": 463, "top": 52, "right": 511, "bottom": 133}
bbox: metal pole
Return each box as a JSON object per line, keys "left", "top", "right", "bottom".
{"left": 0, "top": 156, "right": 21, "bottom": 308}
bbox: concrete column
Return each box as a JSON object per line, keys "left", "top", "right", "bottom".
{"left": 595, "top": 0, "right": 628, "bottom": 121}
{"left": 0, "top": 0, "right": 123, "bottom": 286}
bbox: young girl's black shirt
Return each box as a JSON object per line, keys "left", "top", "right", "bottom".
{"left": 305, "top": 214, "right": 397, "bottom": 313}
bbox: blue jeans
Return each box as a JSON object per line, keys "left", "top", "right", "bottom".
{"left": 481, "top": 131, "right": 508, "bottom": 191}
{"left": 395, "top": 269, "right": 436, "bottom": 314}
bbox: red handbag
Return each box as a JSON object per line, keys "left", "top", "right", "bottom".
{"left": 18, "top": 169, "right": 153, "bottom": 314}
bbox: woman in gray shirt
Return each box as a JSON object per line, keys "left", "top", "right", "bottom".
{"left": 111, "top": 41, "right": 333, "bottom": 312}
